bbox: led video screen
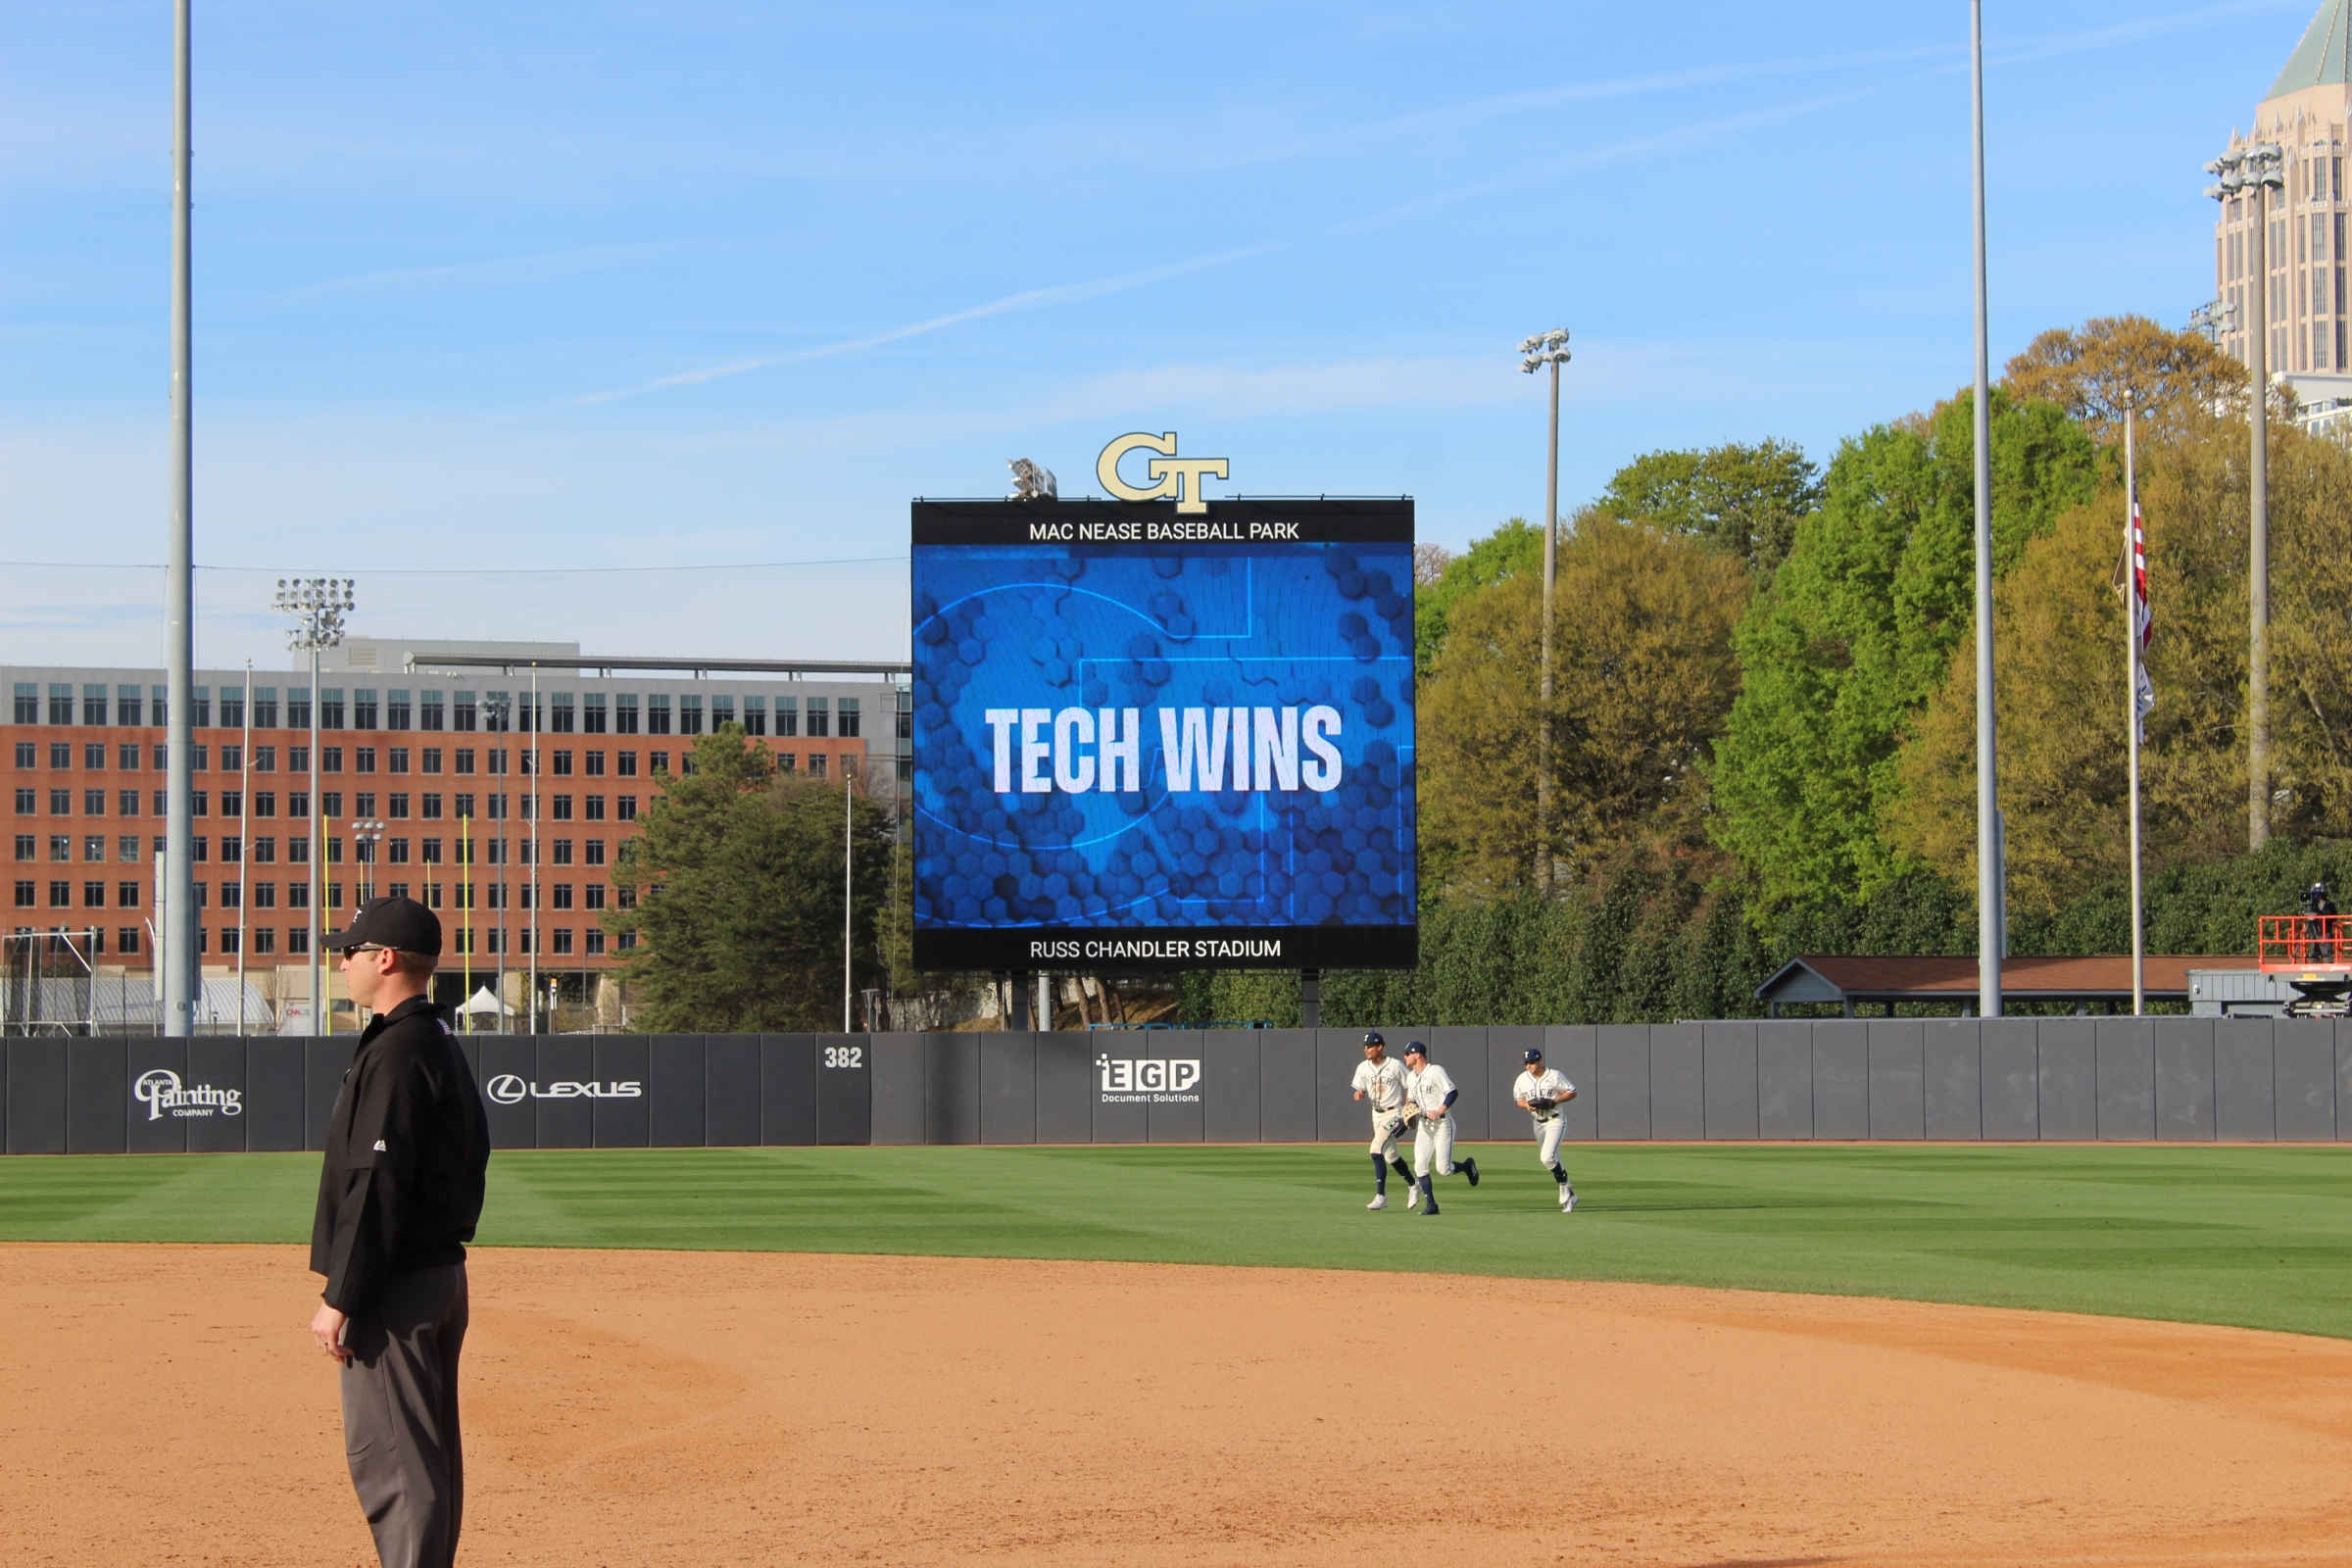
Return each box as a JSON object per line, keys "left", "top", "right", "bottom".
{"left": 909, "top": 498, "right": 1416, "bottom": 971}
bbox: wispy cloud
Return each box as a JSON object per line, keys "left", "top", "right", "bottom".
{"left": 560, "top": 241, "right": 1290, "bottom": 405}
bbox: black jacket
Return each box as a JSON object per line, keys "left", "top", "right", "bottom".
{"left": 311, "top": 995, "right": 490, "bottom": 1315}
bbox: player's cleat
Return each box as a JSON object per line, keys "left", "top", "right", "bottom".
{"left": 1422, "top": 1194, "right": 1441, "bottom": 1215}
{"left": 1561, "top": 1185, "right": 1578, "bottom": 1212}
{"left": 1405, "top": 1185, "right": 1422, "bottom": 1208}
{"left": 1367, "top": 1193, "right": 1388, "bottom": 1210}
{"left": 1462, "top": 1157, "right": 1480, "bottom": 1187}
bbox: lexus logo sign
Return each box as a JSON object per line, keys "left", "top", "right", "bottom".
{"left": 485, "top": 1074, "right": 642, "bottom": 1103}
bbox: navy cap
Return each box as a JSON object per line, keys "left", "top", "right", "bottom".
{"left": 1361, "top": 1031, "right": 1385, "bottom": 1048}
{"left": 1403, "top": 1040, "right": 1428, "bottom": 1056}
{"left": 1524, "top": 1048, "right": 1544, "bottom": 1062}
{"left": 320, "top": 895, "right": 443, "bottom": 956}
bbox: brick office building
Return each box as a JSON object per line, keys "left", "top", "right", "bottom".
{"left": 7, "top": 638, "right": 908, "bottom": 1025}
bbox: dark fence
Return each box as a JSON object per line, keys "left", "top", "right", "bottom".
{"left": 5, "top": 1017, "right": 2349, "bottom": 1153}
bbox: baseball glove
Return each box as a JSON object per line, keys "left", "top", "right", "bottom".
{"left": 1529, "top": 1098, "right": 1556, "bottom": 1112}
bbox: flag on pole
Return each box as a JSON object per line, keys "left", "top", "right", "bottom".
{"left": 2112, "top": 500, "right": 2155, "bottom": 726}
{"left": 2130, "top": 500, "right": 2154, "bottom": 720}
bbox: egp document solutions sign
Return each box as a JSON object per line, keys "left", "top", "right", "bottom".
{"left": 910, "top": 436, "right": 1415, "bottom": 971}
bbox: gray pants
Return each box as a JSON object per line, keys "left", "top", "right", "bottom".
{"left": 339, "top": 1264, "right": 468, "bottom": 1568}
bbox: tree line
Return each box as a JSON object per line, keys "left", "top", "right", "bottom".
{"left": 610, "top": 316, "right": 2352, "bottom": 1030}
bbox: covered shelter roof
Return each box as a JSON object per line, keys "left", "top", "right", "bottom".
{"left": 2272, "top": 0, "right": 2352, "bottom": 98}
{"left": 1753, "top": 956, "right": 2246, "bottom": 1017}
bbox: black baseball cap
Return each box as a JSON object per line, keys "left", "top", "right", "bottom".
{"left": 1524, "top": 1048, "right": 1544, "bottom": 1062}
{"left": 321, "top": 895, "right": 443, "bottom": 956}
{"left": 1403, "top": 1040, "right": 1428, "bottom": 1057}
{"left": 1361, "top": 1031, "right": 1385, "bottom": 1047}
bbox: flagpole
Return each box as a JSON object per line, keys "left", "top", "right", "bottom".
{"left": 2124, "top": 388, "right": 2146, "bottom": 1017}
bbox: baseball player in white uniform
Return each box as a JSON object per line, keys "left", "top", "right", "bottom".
{"left": 1512, "top": 1046, "right": 1580, "bottom": 1211}
{"left": 1349, "top": 1031, "right": 1416, "bottom": 1209}
{"left": 1399, "top": 1041, "right": 1478, "bottom": 1215}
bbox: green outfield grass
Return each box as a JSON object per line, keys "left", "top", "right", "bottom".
{"left": 2, "top": 1143, "right": 2346, "bottom": 1339}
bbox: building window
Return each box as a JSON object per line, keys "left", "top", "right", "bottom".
{"left": 421, "top": 838, "right": 443, "bottom": 864}
{"left": 455, "top": 749, "right": 475, "bottom": 775}
{"left": 289, "top": 834, "right": 309, "bottom": 865}
{"left": 777, "top": 753, "right": 796, "bottom": 773}
{"left": 586, "top": 840, "right": 606, "bottom": 867}
{"left": 84, "top": 741, "right": 106, "bottom": 770}
{"left": 12, "top": 880, "right": 30, "bottom": 907}
{"left": 219, "top": 880, "right": 240, "bottom": 909}
{"left": 11, "top": 833, "right": 27, "bottom": 859}
{"left": 807, "top": 698, "right": 830, "bottom": 737}
{"left": 584, "top": 795, "right": 606, "bottom": 821}
{"left": 50, "top": 880, "right": 71, "bottom": 907}
{"left": 553, "top": 750, "right": 573, "bottom": 776}
{"left": 252, "top": 880, "right": 275, "bottom": 908}
{"left": 387, "top": 792, "right": 408, "bottom": 818}
{"left": 320, "top": 690, "right": 346, "bottom": 728}
{"left": 250, "top": 836, "right": 275, "bottom": 863}
{"left": 554, "top": 927, "right": 574, "bottom": 955}
{"left": 583, "top": 694, "right": 608, "bottom": 734}
{"left": 13, "top": 788, "right": 31, "bottom": 814}
{"left": 251, "top": 688, "right": 276, "bottom": 728}
{"left": 586, "top": 929, "right": 607, "bottom": 956}
{"left": 649, "top": 752, "right": 668, "bottom": 774}
{"left": 422, "top": 793, "right": 443, "bottom": 819}
{"left": 453, "top": 692, "right": 476, "bottom": 732}
{"left": 389, "top": 838, "right": 410, "bottom": 863}
{"left": 83, "top": 834, "right": 104, "bottom": 861}
{"left": 355, "top": 791, "right": 376, "bottom": 816}
{"left": 13, "top": 742, "right": 30, "bottom": 768}
{"left": 554, "top": 795, "right": 573, "bottom": 820}
{"left": 744, "top": 696, "right": 766, "bottom": 736}
{"left": 118, "top": 925, "right": 139, "bottom": 953}
{"left": 648, "top": 695, "right": 671, "bottom": 735}
{"left": 616, "top": 796, "right": 636, "bottom": 821}
{"left": 119, "top": 686, "right": 146, "bottom": 726}
{"left": 353, "top": 690, "right": 378, "bottom": 729}
{"left": 221, "top": 689, "right": 246, "bottom": 729}
{"left": 321, "top": 747, "right": 341, "bottom": 773}
{"left": 711, "top": 696, "right": 734, "bottom": 730}
{"left": 585, "top": 750, "right": 606, "bottom": 777}
{"left": 356, "top": 747, "right": 376, "bottom": 774}
{"left": 586, "top": 882, "right": 607, "bottom": 907}
{"left": 221, "top": 789, "right": 242, "bottom": 819}
{"left": 617, "top": 751, "right": 637, "bottom": 777}
{"left": 287, "top": 745, "right": 308, "bottom": 772}
{"left": 48, "top": 684, "right": 73, "bottom": 724}
{"left": 454, "top": 792, "right": 475, "bottom": 817}
{"left": 289, "top": 927, "right": 309, "bottom": 954}
{"left": 83, "top": 880, "right": 105, "bottom": 907}
{"left": 616, "top": 930, "right": 637, "bottom": 950}
{"left": 80, "top": 684, "right": 108, "bottom": 725}
{"left": 615, "top": 695, "right": 639, "bottom": 735}
{"left": 50, "top": 789, "right": 71, "bottom": 814}
{"left": 84, "top": 789, "right": 106, "bottom": 816}
{"left": 838, "top": 698, "right": 859, "bottom": 738}
{"left": 552, "top": 694, "right": 575, "bottom": 733}
{"left": 776, "top": 697, "right": 798, "bottom": 737}
{"left": 253, "top": 926, "right": 275, "bottom": 954}
{"left": 220, "top": 836, "right": 241, "bottom": 863}
{"left": 321, "top": 791, "right": 342, "bottom": 817}
{"left": 289, "top": 790, "right": 311, "bottom": 819}
{"left": 118, "top": 880, "right": 139, "bottom": 906}
{"left": 287, "top": 687, "right": 311, "bottom": 728}
{"left": 420, "top": 691, "right": 445, "bottom": 731}
{"left": 421, "top": 747, "right": 442, "bottom": 774}
{"left": 50, "top": 834, "right": 70, "bottom": 860}
{"left": 47, "top": 742, "right": 69, "bottom": 769}
{"left": 809, "top": 754, "right": 826, "bottom": 778}
{"left": 119, "top": 834, "right": 140, "bottom": 862}
{"left": 680, "top": 695, "right": 703, "bottom": 735}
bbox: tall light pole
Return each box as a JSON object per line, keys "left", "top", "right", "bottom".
{"left": 2206, "top": 141, "right": 2284, "bottom": 851}
{"left": 237, "top": 660, "right": 250, "bottom": 1035}
{"left": 483, "top": 692, "right": 512, "bottom": 1032}
{"left": 1518, "top": 327, "right": 1570, "bottom": 895}
{"left": 164, "top": 0, "right": 196, "bottom": 1038}
{"left": 351, "top": 820, "right": 385, "bottom": 903}
{"left": 274, "top": 577, "right": 352, "bottom": 1036}
{"left": 2187, "top": 298, "right": 2238, "bottom": 345}
{"left": 1970, "top": 1, "right": 2002, "bottom": 1018}
{"left": 528, "top": 664, "right": 540, "bottom": 1036}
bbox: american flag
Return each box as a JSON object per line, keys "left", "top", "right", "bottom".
{"left": 2127, "top": 500, "right": 2154, "bottom": 723}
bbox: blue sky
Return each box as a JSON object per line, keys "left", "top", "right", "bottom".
{"left": 0, "top": 1, "right": 2315, "bottom": 668}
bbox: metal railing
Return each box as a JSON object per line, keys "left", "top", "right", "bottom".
{"left": 2257, "top": 914, "right": 2351, "bottom": 972}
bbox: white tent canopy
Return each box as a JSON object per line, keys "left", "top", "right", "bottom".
{"left": 458, "top": 986, "right": 515, "bottom": 1018}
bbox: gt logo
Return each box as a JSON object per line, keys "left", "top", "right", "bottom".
{"left": 1096, "top": 432, "right": 1229, "bottom": 514}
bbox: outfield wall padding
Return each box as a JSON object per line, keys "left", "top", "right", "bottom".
{"left": 6, "top": 1018, "right": 2352, "bottom": 1152}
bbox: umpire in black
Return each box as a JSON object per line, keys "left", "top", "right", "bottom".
{"left": 308, "top": 895, "right": 490, "bottom": 1568}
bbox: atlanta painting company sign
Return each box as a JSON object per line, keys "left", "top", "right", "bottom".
{"left": 133, "top": 1068, "right": 242, "bottom": 1121}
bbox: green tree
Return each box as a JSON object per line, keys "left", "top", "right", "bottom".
{"left": 1412, "top": 517, "right": 1542, "bottom": 676}
{"left": 1596, "top": 438, "right": 1824, "bottom": 571}
{"left": 1708, "top": 388, "right": 2101, "bottom": 908}
{"left": 606, "top": 725, "right": 896, "bottom": 1031}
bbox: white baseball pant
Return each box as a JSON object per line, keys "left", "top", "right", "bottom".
{"left": 1533, "top": 1113, "right": 1565, "bottom": 1168}
{"left": 1412, "top": 1114, "right": 1457, "bottom": 1177}
{"left": 1368, "top": 1110, "right": 1407, "bottom": 1161}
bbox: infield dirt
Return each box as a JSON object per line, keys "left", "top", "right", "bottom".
{"left": 5, "top": 1244, "right": 2351, "bottom": 1567}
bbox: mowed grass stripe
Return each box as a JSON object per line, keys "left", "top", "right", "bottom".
{"left": 1, "top": 1144, "right": 2347, "bottom": 1339}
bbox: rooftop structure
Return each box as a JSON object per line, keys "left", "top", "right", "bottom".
{"left": 1753, "top": 955, "right": 2245, "bottom": 1018}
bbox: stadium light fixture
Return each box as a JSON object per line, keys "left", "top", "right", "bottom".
{"left": 275, "top": 576, "right": 355, "bottom": 1036}
{"left": 1517, "top": 328, "right": 1570, "bottom": 895}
